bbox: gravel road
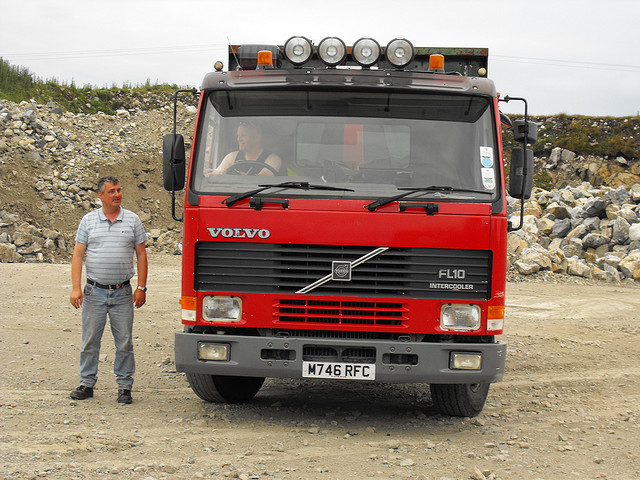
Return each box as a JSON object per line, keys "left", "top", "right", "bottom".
{"left": 1, "top": 255, "right": 639, "bottom": 480}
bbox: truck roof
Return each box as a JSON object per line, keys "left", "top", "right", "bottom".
{"left": 201, "top": 68, "right": 497, "bottom": 98}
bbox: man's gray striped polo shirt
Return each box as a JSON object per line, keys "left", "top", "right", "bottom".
{"left": 75, "top": 207, "right": 147, "bottom": 285}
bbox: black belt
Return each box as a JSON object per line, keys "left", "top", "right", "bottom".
{"left": 87, "top": 279, "right": 130, "bottom": 290}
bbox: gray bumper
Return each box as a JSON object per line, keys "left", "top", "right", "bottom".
{"left": 175, "top": 332, "right": 506, "bottom": 384}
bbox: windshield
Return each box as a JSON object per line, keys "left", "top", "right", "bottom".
{"left": 190, "top": 89, "right": 499, "bottom": 201}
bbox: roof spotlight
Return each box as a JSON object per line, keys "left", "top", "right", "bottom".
{"left": 284, "top": 36, "right": 313, "bottom": 66}
{"left": 352, "top": 37, "right": 381, "bottom": 67}
{"left": 385, "top": 38, "right": 415, "bottom": 68}
{"left": 317, "top": 37, "right": 347, "bottom": 67}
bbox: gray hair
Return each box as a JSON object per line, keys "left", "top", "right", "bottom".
{"left": 97, "top": 176, "right": 120, "bottom": 193}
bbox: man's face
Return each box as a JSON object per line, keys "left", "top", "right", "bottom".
{"left": 237, "top": 125, "right": 260, "bottom": 151}
{"left": 98, "top": 182, "right": 122, "bottom": 209}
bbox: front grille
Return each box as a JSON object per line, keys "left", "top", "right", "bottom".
{"left": 276, "top": 299, "right": 406, "bottom": 326}
{"left": 303, "top": 345, "right": 376, "bottom": 363}
{"left": 195, "top": 242, "right": 491, "bottom": 300}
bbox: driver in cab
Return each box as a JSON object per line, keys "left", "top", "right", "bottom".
{"left": 212, "top": 122, "right": 283, "bottom": 176}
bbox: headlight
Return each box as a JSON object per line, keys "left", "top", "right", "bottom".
{"left": 440, "top": 304, "right": 481, "bottom": 331}
{"left": 202, "top": 296, "right": 242, "bottom": 322}
{"left": 352, "top": 37, "right": 381, "bottom": 67}
{"left": 317, "top": 37, "right": 347, "bottom": 67}
{"left": 385, "top": 38, "right": 415, "bottom": 68}
{"left": 284, "top": 36, "right": 313, "bottom": 65}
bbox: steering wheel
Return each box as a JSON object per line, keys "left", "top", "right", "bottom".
{"left": 227, "top": 160, "right": 279, "bottom": 176}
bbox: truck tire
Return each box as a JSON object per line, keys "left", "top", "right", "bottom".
{"left": 186, "top": 373, "right": 265, "bottom": 403}
{"left": 429, "top": 383, "right": 489, "bottom": 417}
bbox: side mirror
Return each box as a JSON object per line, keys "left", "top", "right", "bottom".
{"left": 509, "top": 147, "right": 534, "bottom": 200}
{"left": 163, "top": 133, "right": 186, "bottom": 191}
{"left": 499, "top": 111, "right": 513, "bottom": 128}
{"left": 512, "top": 120, "right": 538, "bottom": 144}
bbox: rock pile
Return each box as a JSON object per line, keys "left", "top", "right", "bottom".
{"left": 0, "top": 96, "right": 195, "bottom": 262}
{"left": 508, "top": 182, "right": 640, "bottom": 282}
{"left": 0, "top": 209, "right": 69, "bottom": 263}
{"left": 543, "top": 146, "right": 640, "bottom": 189}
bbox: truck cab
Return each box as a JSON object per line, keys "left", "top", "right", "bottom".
{"left": 164, "top": 37, "right": 534, "bottom": 417}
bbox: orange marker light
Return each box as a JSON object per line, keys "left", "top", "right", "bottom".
{"left": 180, "top": 296, "right": 196, "bottom": 310}
{"left": 257, "top": 50, "right": 273, "bottom": 68}
{"left": 488, "top": 305, "right": 504, "bottom": 319}
{"left": 428, "top": 54, "right": 445, "bottom": 72}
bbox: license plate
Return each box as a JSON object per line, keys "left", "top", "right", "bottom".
{"left": 302, "top": 361, "right": 376, "bottom": 380}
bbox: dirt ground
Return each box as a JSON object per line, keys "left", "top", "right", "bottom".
{"left": 1, "top": 255, "right": 639, "bottom": 480}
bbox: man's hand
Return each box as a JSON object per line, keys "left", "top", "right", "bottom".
{"left": 70, "top": 287, "right": 83, "bottom": 309}
{"left": 70, "top": 242, "right": 86, "bottom": 310}
{"left": 134, "top": 242, "right": 148, "bottom": 309}
{"left": 133, "top": 288, "right": 146, "bottom": 309}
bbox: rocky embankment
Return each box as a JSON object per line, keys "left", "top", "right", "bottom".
{"left": 507, "top": 180, "right": 640, "bottom": 282}
{"left": 1, "top": 96, "right": 640, "bottom": 282}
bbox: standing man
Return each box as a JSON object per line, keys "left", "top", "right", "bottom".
{"left": 69, "top": 176, "right": 148, "bottom": 404}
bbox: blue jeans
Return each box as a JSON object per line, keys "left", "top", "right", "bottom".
{"left": 79, "top": 283, "right": 135, "bottom": 389}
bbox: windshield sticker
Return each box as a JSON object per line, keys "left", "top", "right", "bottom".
{"left": 480, "top": 146, "right": 493, "bottom": 168}
{"left": 481, "top": 168, "right": 496, "bottom": 190}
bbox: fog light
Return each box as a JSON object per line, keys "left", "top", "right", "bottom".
{"left": 385, "top": 38, "right": 414, "bottom": 68}
{"left": 441, "top": 304, "right": 481, "bottom": 331}
{"left": 318, "top": 37, "right": 346, "bottom": 66}
{"left": 203, "top": 296, "right": 241, "bottom": 322}
{"left": 450, "top": 352, "right": 482, "bottom": 370}
{"left": 284, "top": 36, "right": 313, "bottom": 65}
{"left": 198, "top": 343, "right": 229, "bottom": 361}
{"left": 352, "top": 37, "right": 381, "bottom": 67}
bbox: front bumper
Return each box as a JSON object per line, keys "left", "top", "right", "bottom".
{"left": 175, "top": 332, "right": 506, "bottom": 384}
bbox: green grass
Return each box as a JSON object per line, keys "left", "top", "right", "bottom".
{"left": 0, "top": 57, "right": 184, "bottom": 114}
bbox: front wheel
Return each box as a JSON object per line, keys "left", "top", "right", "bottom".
{"left": 186, "top": 373, "right": 265, "bottom": 403}
{"left": 429, "top": 383, "right": 490, "bottom": 417}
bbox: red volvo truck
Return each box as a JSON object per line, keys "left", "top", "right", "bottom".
{"left": 164, "top": 37, "right": 535, "bottom": 417}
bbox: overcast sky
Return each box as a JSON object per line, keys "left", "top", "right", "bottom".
{"left": 2, "top": 0, "right": 639, "bottom": 117}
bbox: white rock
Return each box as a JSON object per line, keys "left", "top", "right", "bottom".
{"left": 629, "top": 223, "right": 640, "bottom": 242}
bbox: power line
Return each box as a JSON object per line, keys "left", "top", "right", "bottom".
{"left": 1, "top": 44, "right": 226, "bottom": 61}
{"left": 492, "top": 55, "right": 640, "bottom": 73}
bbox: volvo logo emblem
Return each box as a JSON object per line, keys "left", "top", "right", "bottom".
{"left": 207, "top": 227, "right": 270, "bottom": 239}
{"left": 296, "top": 247, "right": 389, "bottom": 294}
{"left": 332, "top": 261, "right": 351, "bottom": 281}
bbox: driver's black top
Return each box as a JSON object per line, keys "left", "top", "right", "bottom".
{"left": 235, "top": 150, "right": 286, "bottom": 175}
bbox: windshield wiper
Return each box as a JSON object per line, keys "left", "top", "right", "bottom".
{"left": 223, "top": 181, "right": 354, "bottom": 207}
{"left": 366, "top": 186, "right": 491, "bottom": 212}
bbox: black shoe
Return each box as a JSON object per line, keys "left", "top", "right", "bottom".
{"left": 70, "top": 385, "right": 93, "bottom": 400}
{"left": 117, "top": 389, "right": 132, "bottom": 404}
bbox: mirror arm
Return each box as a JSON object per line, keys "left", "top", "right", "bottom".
{"left": 170, "top": 88, "right": 199, "bottom": 222}
{"left": 502, "top": 96, "right": 530, "bottom": 233}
